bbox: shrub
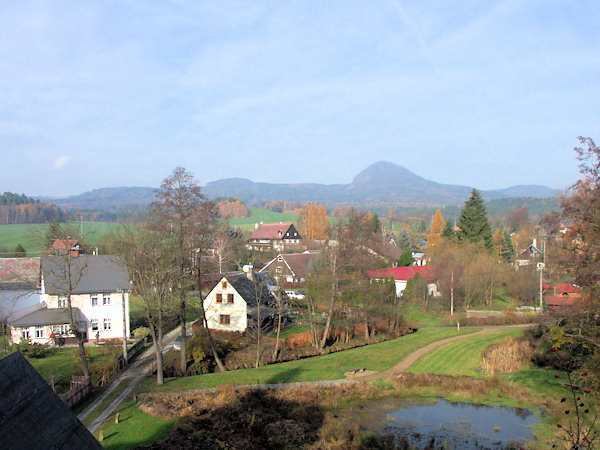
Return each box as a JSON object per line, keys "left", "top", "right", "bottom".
{"left": 16, "top": 341, "right": 51, "bottom": 358}
{"left": 133, "top": 327, "right": 151, "bottom": 339}
{"left": 481, "top": 337, "right": 533, "bottom": 376}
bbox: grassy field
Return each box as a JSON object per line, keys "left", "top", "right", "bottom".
{"left": 21, "top": 346, "right": 119, "bottom": 393}
{"left": 229, "top": 208, "right": 299, "bottom": 232}
{"left": 138, "top": 327, "right": 479, "bottom": 393}
{"left": 408, "top": 327, "right": 526, "bottom": 377}
{"left": 95, "top": 400, "right": 175, "bottom": 449}
{"left": 0, "top": 222, "right": 118, "bottom": 255}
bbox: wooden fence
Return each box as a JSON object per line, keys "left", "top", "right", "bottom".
{"left": 61, "top": 376, "right": 91, "bottom": 408}
{"left": 114, "top": 336, "right": 149, "bottom": 371}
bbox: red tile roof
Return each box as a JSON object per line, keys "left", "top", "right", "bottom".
{"left": 250, "top": 223, "right": 294, "bottom": 240}
{"left": 368, "top": 265, "right": 436, "bottom": 282}
{"left": 554, "top": 283, "right": 581, "bottom": 294}
{"left": 546, "top": 295, "right": 580, "bottom": 307}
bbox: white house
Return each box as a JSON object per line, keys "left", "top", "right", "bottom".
{"left": 10, "top": 255, "right": 131, "bottom": 345}
{"left": 368, "top": 266, "right": 440, "bottom": 298}
{"left": 203, "top": 271, "right": 277, "bottom": 332}
{"left": 247, "top": 222, "right": 302, "bottom": 251}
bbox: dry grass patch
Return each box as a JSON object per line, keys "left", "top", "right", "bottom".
{"left": 482, "top": 336, "right": 533, "bottom": 376}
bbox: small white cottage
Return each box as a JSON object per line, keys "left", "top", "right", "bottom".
{"left": 203, "top": 271, "right": 277, "bottom": 332}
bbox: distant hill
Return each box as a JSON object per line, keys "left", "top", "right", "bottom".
{"left": 36, "top": 162, "right": 558, "bottom": 211}
{"left": 38, "top": 187, "right": 156, "bottom": 212}
{"left": 203, "top": 161, "right": 557, "bottom": 205}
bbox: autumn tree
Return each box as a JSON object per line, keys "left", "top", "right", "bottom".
{"left": 216, "top": 198, "right": 250, "bottom": 219}
{"left": 110, "top": 225, "right": 174, "bottom": 385}
{"left": 457, "top": 189, "right": 493, "bottom": 251}
{"left": 492, "top": 228, "right": 514, "bottom": 261}
{"left": 150, "top": 167, "right": 207, "bottom": 373}
{"left": 296, "top": 203, "right": 330, "bottom": 241}
{"left": 426, "top": 210, "right": 446, "bottom": 250}
{"left": 507, "top": 205, "right": 530, "bottom": 231}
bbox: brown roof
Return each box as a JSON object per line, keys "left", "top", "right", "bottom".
{"left": 260, "top": 251, "right": 319, "bottom": 278}
{"left": 0, "top": 258, "right": 40, "bottom": 289}
{"left": 250, "top": 223, "right": 293, "bottom": 240}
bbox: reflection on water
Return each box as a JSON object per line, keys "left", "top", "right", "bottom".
{"left": 348, "top": 398, "right": 537, "bottom": 449}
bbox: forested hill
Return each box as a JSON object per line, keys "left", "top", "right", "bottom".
{"left": 0, "top": 192, "right": 66, "bottom": 224}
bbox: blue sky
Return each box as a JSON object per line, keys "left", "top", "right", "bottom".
{"left": 1, "top": 1, "right": 598, "bottom": 197}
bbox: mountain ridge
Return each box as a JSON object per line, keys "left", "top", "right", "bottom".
{"left": 37, "top": 162, "right": 558, "bottom": 210}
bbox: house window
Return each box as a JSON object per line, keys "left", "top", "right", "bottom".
{"left": 277, "top": 255, "right": 283, "bottom": 262}
{"left": 276, "top": 266, "right": 283, "bottom": 274}
{"left": 103, "top": 318, "right": 111, "bottom": 330}
{"left": 222, "top": 281, "right": 227, "bottom": 289}
{"left": 91, "top": 295, "right": 98, "bottom": 306}
{"left": 91, "top": 319, "right": 99, "bottom": 331}
{"left": 22, "top": 330, "right": 31, "bottom": 340}
{"left": 58, "top": 296, "right": 67, "bottom": 308}
{"left": 227, "top": 293, "right": 234, "bottom": 304}
{"left": 35, "top": 327, "right": 44, "bottom": 338}
{"left": 219, "top": 314, "right": 231, "bottom": 325}
{"left": 216, "top": 293, "right": 223, "bottom": 303}
{"left": 103, "top": 294, "right": 111, "bottom": 306}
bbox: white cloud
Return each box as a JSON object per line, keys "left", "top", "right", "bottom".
{"left": 53, "top": 155, "right": 72, "bottom": 170}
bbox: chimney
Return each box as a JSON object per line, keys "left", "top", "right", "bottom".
{"left": 243, "top": 264, "right": 255, "bottom": 281}
{"left": 255, "top": 223, "right": 259, "bottom": 230}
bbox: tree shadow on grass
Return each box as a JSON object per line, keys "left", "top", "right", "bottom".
{"left": 139, "top": 388, "right": 325, "bottom": 449}
{"left": 264, "top": 367, "right": 303, "bottom": 385}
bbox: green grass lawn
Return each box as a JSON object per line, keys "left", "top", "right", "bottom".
{"left": 399, "top": 304, "right": 455, "bottom": 327}
{"left": 229, "top": 208, "right": 299, "bottom": 232}
{"left": 25, "top": 346, "right": 118, "bottom": 393}
{"left": 0, "top": 222, "right": 118, "bottom": 255}
{"left": 407, "top": 327, "right": 526, "bottom": 377}
{"left": 269, "top": 321, "right": 314, "bottom": 339}
{"left": 139, "top": 327, "right": 480, "bottom": 393}
{"left": 95, "top": 400, "right": 174, "bottom": 449}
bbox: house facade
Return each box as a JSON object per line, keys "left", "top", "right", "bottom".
{"left": 259, "top": 250, "right": 319, "bottom": 286}
{"left": 203, "top": 272, "right": 276, "bottom": 332}
{"left": 368, "top": 266, "right": 439, "bottom": 298}
{"left": 247, "top": 222, "right": 302, "bottom": 251}
{"left": 10, "top": 255, "right": 131, "bottom": 345}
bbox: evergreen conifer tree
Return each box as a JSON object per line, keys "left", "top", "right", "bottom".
{"left": 441, "top": 220, "right": 455, "bottom": 241}
{"left": 13, "top": 243, "right": 26, "bottom": 257}
{"left": 457, "top": 189, "right": 493, "bottom": 251}
{"left": 398, "top": 229, "right": 411, "bottom": 250}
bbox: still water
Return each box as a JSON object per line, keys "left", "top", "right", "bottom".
{"left": 348, "top": 398, "right": 537, "bottom": 449}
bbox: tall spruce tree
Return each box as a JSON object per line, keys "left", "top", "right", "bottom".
{"left": 457, "top": 189, "right": 493, "bottom": 251}
{"left": 441, "top": 220, "right": 455, "bottom": 241}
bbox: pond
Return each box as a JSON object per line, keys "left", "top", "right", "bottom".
{"left": 345, "top": 397, "right": 537, "bottom": 449}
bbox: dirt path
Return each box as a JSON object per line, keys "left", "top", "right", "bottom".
{"left": 78, "top": 325, "right": 183, "bottom": 433}
{"left": 357, "top": 328, "right": 494, "bottom": 382}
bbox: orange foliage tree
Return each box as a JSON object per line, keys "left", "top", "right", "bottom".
{"left": 297, "top": 203, "right": 330, "bottom": 241}
{"left": 216, "top": 198, "right": 250, "bottom": 219}
{"left": 426, "top": 210, "right": 446, "bottom": 249}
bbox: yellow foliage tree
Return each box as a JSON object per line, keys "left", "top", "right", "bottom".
{"left": 297, "top": 203, "right": 330, "bottom": 241}
{"left": 426, "top": 210, "right": 445, "bottom": 249}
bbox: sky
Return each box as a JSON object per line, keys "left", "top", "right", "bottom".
{"left": 1, "top": 1, "right": 598, "bottom": 197}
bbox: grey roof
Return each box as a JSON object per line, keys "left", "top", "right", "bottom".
{"left": 42, "top": 255, "right": 130, "bottom": 295}
{"left": 0, "top": 352, "right": 102, "bottom": 449}
{"left": 10, "top": 307, "right": 85, "bottom": 327}
{"left": 228, "top": 274, "right": 276, "bottom": 308}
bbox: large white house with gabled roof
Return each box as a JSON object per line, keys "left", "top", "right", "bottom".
{"left": 9, "top": 255, "right": 131, "bottom": 345}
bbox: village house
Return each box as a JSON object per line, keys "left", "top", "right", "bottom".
{"left": 9, "top": 255, "right": 131, "bottom": 345}
{"left": 247, "top": 222, "right": 302, "bottom": 251}
{"left": 203, "top": 270, "right": 278, "bottom": 332}
{"left": 259, "top": 250, "right": 319, "bottom": 286}
{"left": 546, "top": 283, "right": 582, "bottom": 311}
{"left": 48, "top": 238, "right": 90, "bottom": 257}
{"left": 368, "top": 266, "right": 440, "bottom": 298}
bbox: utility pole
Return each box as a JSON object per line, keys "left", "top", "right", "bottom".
{"left": 450, "top": 271, "right": 454, "bottom": 316}
{"left": 121, "top": 290, "right": 128, "bottom": 366}
{"left": 537, "top": 262, "right": 544, "bottom": 312}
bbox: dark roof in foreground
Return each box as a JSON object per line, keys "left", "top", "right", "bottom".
{"left": 0, "top": 352, "right": 102, "bottom": 449}
{"left": 41, "top": 255, "right": 130, "bottom": 294}
{"left": 11, "top": 307, "right": 85, "bottom": 327}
